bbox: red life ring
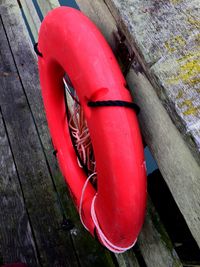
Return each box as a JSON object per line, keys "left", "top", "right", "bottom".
{"left": 37, "top": 7, "right": 146, "bottom": 252}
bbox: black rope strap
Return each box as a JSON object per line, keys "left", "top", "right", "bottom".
{"left": 88, "top": 100, "right": 140, "bottom": 114}
{"left": 34, "top": 43, "right": 43, "bottom": 57}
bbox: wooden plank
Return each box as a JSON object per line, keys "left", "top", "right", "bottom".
{"left": 59, "top": 190, "right": 117, "bottom": 267}
{"left": 0, "top": 4, "right": 79, "bottom": 266}
{"left": 36, "top": 0, "right": 60, "bottom": 17}
{"left": 115, "top": 252, "right": 140, "bottom": 267}
{"left": 75, "top": 0, "right": 118, "bottom": 48}
{"left": 103, "top": 0, "right": 200, "bottom": 164}
{"left": 19, "top": 0, "right": 41, "bottom": 42}
{"left": 138, "top": 199, "right": 182, "bottom": 267}
{"left": 2, "top": 1, "right": 117, "bottom": 266}
{"left": 127, "top": 67, "right": 200, "bottom": 249}
{"left": 0, "top": 110, "right": 39, "bottom": 266}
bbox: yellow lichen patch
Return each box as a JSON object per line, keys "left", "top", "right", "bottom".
{"left": 184, "top": 106, "right": 200, "bottom": 116}
{"left": 170, "top": 0, "right": 182, "bottom": 4}
{"left": 165, "top": 35, "right": 186, "bottom": 53}
{"left": 180, "top": 60, "right": 200, "bottom": 83}
{"left": 195, "top": 33, "right": 200, "bottom": 44}
{"left": 177, "top": 50, "right": 200, "bottom": 63}
{"left": 188, "top": 18, "right": 200, "bottom": 29}
{"left": 176, "top": 90, "right": 184, "bottom": 99}
{"left": 178, "top": 99, "right": 200, "bottom": 116}
{"left": 168, "top": 50, "right": 200, "bottom": 85}
{"left": 190, "top": 78, "right": 200, "bottom": 85}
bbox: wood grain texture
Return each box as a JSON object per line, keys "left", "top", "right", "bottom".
{"left": 58, "top": 187, "right": 116, "bottom": 267}
{"left": 0, "top": 2, "right": 79, "bottom": 266}
{"left": 127, "top": 68, "right": 200, "bottom": 249}
{"left": 0, "top": 111, "right": 38, "bottom": 266}
{"left": 19, "top": 0, "right": 41, "bottom": 42}
{"left": 36, "top": 0, "right": 60, "bottom": 17}
{"left": 104, "top": 0, "right": 200, "bottom": 163}
{"left": 75, "top": 0, "right": 118, "bottom": 48}
{"left": 138, "top": 199, "right": 182, "bottom": 267}
{"left": 115, "top": 252, "right": 140, "bottom": 267}
{"left": 5, "top": 1, "right": 117, "bottom": 266}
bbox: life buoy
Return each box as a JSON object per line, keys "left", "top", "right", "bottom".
{"left": 37, "top": 7, "right": 146, "bottom": 253}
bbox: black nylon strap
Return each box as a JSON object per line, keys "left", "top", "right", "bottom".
{"left": 34, "top": 43, "right": 43, "bottom": 57}
{"left": 88, "top": 100, "right": 140, "bottom": 114}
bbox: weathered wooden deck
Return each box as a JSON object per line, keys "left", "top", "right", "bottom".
{"left": 0, "top": 1, "right": 115, "bottom": 266}
{"left": 0, "top": 0, "right": 199, "bottom": 266}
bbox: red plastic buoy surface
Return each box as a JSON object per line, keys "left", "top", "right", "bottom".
{"left": 37, "top": 7, "right": 146, "bottom": 252}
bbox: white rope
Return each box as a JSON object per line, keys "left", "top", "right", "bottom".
{"left": 91, "top": 195, "right": 137, "bottom": 253}
{"left": 79, "top": 174, "right": 137, "bottom": 253}
{"left": 79, "top": 172, "right": 97, "bottom": 231}
{"left": 66, "top": 77, "right": 136, "bottom": 253}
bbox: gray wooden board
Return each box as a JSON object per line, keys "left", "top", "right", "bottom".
{"left": 0, "top": 110, "right": 38, "bottom": 266}
{"left": 104, "top": 0, "right": 200, "bottom": 164}
{"left": 138, "top": 198, "right": 182, "bottom": 267}
{"left": 127, "top": 68, "right": 200, "bottom": 250}
{"left": 59, "top": 187, "right": 117, "bottom": 267}
{"left": 115, "top": 252, "right": 140, "bottom": 267}
{"left": 3, "top": 1, "right": 117, "bottom": 266}
{"left": 19, "top": 0, "right": 41, "bottom": 42}
{"left": 36, "top": 0, "right": 60, "bottom": 17}
{"left": 50, "top": 157, "right": 116, "bottom": 265}
{"left": 0, "top": 4, "right": 79, "bottom": 266}
{"left": 75, "top": 0, "right": 118, "bottom": 48}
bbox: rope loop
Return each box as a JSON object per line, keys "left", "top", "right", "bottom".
{"left": 88, "top": 100, "right": 140, "bottom": 114}
{"left": 79, "top": 174, "right": 137, "bottom": 253}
